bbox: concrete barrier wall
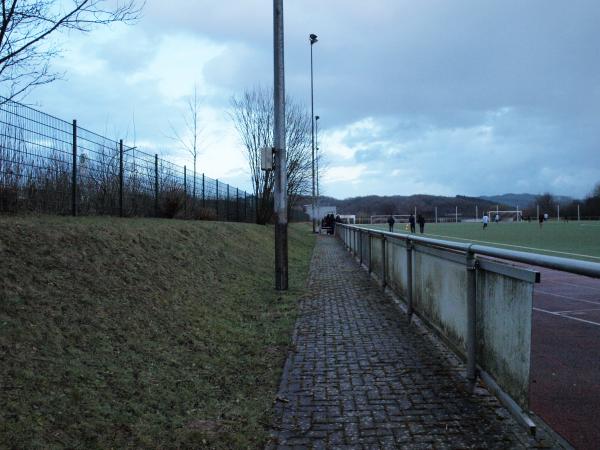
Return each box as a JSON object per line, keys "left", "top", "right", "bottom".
{"left": 337, "top": 226, "right": 535, "bottom": 410}
{"left": 476, "top": 269, "right": 533, "bottom": 407}
{"left": 413, "top": 249, "right": 468, "bottom": 354}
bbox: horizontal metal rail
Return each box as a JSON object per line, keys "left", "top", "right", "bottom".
{"left": 343, "top": 224, "right": 600, "bottom": 279}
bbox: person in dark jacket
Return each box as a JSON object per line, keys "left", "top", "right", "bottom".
{"left": 387, "top": 215, "right": 395, "bottom": 232}
{"left": 417, "top": 214, "right": 425, "bottom": 233}
{"left": 409, "top": 214, "right": 416, "bottom": 233}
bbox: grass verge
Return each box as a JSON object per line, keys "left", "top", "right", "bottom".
{"left": 0, "top": 216, "right": 315, "bottom": 448}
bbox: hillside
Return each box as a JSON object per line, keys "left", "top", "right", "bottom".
{"left": 310, "top": 194, "right": 510, "bottom": 218}
{"left": 479, "top": 193, "right": 575, "bottom": 208}
{"left": 0, "top": 217, "right": 315, "bottom": 448}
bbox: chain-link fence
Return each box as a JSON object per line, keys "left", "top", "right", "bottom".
{"left": 0, "top": 98, "right": 256, "bottom": 221}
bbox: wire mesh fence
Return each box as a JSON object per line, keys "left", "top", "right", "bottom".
{"left": 0, "top": 98, "right": 256, "bottom": 222}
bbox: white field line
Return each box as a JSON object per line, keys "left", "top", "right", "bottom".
{"left": 551, "top": 308, "right": 600, "bottom": 314}
{"left": 533, "top": 307, "right": 600, "bottom": 327}
{"left": 545, "top": 279, "right": 600, "bottom": 293}
{"left": 419, "top": 232, "right": 600, "bottom": 261}
{"left": 535, "top": 289, "right": 600, "bottom": 306}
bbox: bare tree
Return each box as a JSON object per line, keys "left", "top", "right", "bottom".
{"left": 230, "top": 86, "right": 311, "bottom": 224}
{"left": 169, "top": 85, "right": 202, "bottom": 201}
{"left": 0, "top": 0, "right": 143, "bottom": 100}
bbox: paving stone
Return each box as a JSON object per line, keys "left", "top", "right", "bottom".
{"left": 268, "top": 236, "right": 560, "bottom": 449}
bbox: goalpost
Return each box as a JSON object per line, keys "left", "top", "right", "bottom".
{"left": 487, "top": 210, "right": 523, "bottom": 222}
{"left": 370, "top": 214, "right": 412, "bottom": 224}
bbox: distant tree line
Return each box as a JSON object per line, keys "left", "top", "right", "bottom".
{"left": 523, "top": 183, "right": 600, "bottom": 219}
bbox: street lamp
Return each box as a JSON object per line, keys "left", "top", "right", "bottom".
{"left": 310, "top": 33, "right": 318, "bottom": 232}
{"left": 315, "top": 115, "right": 320, "bottom": 232}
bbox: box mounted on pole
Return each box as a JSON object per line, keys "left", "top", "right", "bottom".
{"left": 261, "top": 146, "right": 275, "bottom": 171}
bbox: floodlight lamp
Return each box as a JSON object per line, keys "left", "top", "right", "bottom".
{"left": 310, "top": 33, "right": 318, "bottom": 44}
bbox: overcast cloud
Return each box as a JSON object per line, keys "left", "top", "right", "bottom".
{"left": 28, "top": 0, "right": 600, "bottom": 199}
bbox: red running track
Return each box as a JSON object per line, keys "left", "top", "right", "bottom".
{"left": 530, "top": 267, "right": 600, "bottom": 450}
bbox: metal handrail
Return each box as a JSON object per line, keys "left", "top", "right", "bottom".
{"left": 339, "top": 224, "right": 600, "bottom": 279}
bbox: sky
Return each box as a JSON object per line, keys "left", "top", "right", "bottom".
{"left": 27, "top": 0, "right": 600, "bottom": 200}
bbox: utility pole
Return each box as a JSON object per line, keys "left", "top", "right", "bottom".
{"left": 273, "top": 0, "right": 288, "bottom": 290}
{"left": 310, "top": 33, "right": 318, "bottom": 233}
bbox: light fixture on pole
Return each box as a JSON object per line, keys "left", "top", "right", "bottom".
{"left": 310, "top": 33, "right": 318, "bottom": 233}
{"left": 315, "top": 115, "right": 320, "bottom": 232}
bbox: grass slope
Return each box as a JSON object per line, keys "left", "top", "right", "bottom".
{"left": 367, "top": 221, "right": 600, "bottom": 261}
{"left": 0, "top": 216, "right": 315, "bottom": 449}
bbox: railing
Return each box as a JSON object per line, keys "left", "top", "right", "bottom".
{"left": 336, "top": 223, "right": 600, "bottom": 432}
{"left": 0, "top": 98, "right": 256, "bottom": 221}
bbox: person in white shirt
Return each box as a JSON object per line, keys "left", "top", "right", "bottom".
{"left": 482, "top": 213, "right": 489, "bottom": 229}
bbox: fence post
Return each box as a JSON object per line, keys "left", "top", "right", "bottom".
{"left": 202, "top": 173, "right": 205, "bottom": 208}
{"left": 244, "top": 191, "right": 247, "bottom": 222}
{"left": 406, "top": 239, "right": 413, "bottom": 321}
{"left": 119, "top": 139, "right": 124, "bottom": 217}
{"left": 71, "top": 119, "right": 77, "bottom": 216}
{"left": 183, "top": 165, "right": 187, "bottom": 217}
{"left": 236, "top": 188, "right": 239, "bottom": 221}
{"left": 466, "top": 247, "right": 477, "bottom": 391}
{"left": 154, "top": 154, "right": 159, "bottom": 217}
{"left": 216, "top": 179, "right": 219, "bottom": 219}
{"left": 381, "top": 235, "right": 386, "bottom": 289}
{"left": 226, "top": 184, "right": 230, "bottom": 221}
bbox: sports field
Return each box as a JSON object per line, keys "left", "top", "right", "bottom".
{"left": 364, "top": 221, "right": 600, "bottom": 262}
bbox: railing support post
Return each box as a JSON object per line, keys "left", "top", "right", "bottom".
{"left": 71, "top": 119, "right": 77, "bottom": 216}
{"left": 119, "top": 139, "right": 124, "bottom": 217}
{"left": 466, "top": 247, "right": 478, "bottom": 391}
{"left": 406, "top": 240, "right": 413, "bottom": 321}
{"left": 368, "top": 233, "right": 372, "bottom": 273}
{"left": 359, "top": 230, "right": 363, "bottom": 266}
{"left": 226, "top": 184, "right": 230, "bottom": 221}
{"left": 381, "top": 236, "right": 386, "bottom": 289}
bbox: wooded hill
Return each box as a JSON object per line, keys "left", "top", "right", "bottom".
{"left": 307, "top": 194, "right": 511, "bottom": 219}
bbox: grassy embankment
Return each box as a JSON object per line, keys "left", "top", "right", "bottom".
{"left": 0, "top": 216, "right": 315, "bottom": 448}
{"left": 366, "top": 221, "right": 600, "bottom": 261}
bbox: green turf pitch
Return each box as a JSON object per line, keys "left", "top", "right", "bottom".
{"left": 364, "top": 221, "right": 600, "bottom": 262}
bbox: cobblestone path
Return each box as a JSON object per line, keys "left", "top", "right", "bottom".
{"left": 269, "top": 235, "right": 555, "bottom": 449}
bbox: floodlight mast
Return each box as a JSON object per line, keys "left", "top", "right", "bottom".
{"left": 273, "top": 0, "right": 288, "bottom": 290}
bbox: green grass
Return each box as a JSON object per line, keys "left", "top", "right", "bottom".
{"left": 365, "top": 221, "right": 600, "bottom": 262}
{"left": 0, "top": 216, "right": 316, "bottom": 449}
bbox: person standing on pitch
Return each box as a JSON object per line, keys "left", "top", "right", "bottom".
{"left": 538, "top": 213, "right": 544, "bottom": 229}
{"left": 482, "top": 213, "right": 489, "bottom": 229}
{"left": 387, "top": 215, "right": 395, "bottom": 232}
{"left": 417, "top": 214, "right": 425, "bottom": 233}
{"left": 409, "top": 213, "right": 416, "bottom": 233}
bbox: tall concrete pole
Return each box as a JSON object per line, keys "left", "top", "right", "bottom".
{"left": 274, "top": 0, "right": 288, "bottom": 290}
{"left": 315, "top": 115, "right": 320, "bottom": 232}
{"left": 310, "top": 33, "right": 318, "bottom": 233}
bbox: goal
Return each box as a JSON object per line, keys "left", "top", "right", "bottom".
{"left": 486, "top": 210, "right": 523, "bottom": 223}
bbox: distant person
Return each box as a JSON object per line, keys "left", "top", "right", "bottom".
{"left": 387, "top": 215, "right": 395, "bottom": 232}
{"left": 544, "top": 213, "right": 548, "bottom": 221}
{"left": 482, "top": 213, "right": 489, "bottom": 229}
{"left": 417, "top": 214, "right": 425, "bottom": 233}
{"left": 409, "top": 214, "right": 416, "bottom": 233}
{"left": 538, "top": 214, "right": 544, "bottom": 228}
{"left": 495, "top": 213, "right": 500, "bottom": 223}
